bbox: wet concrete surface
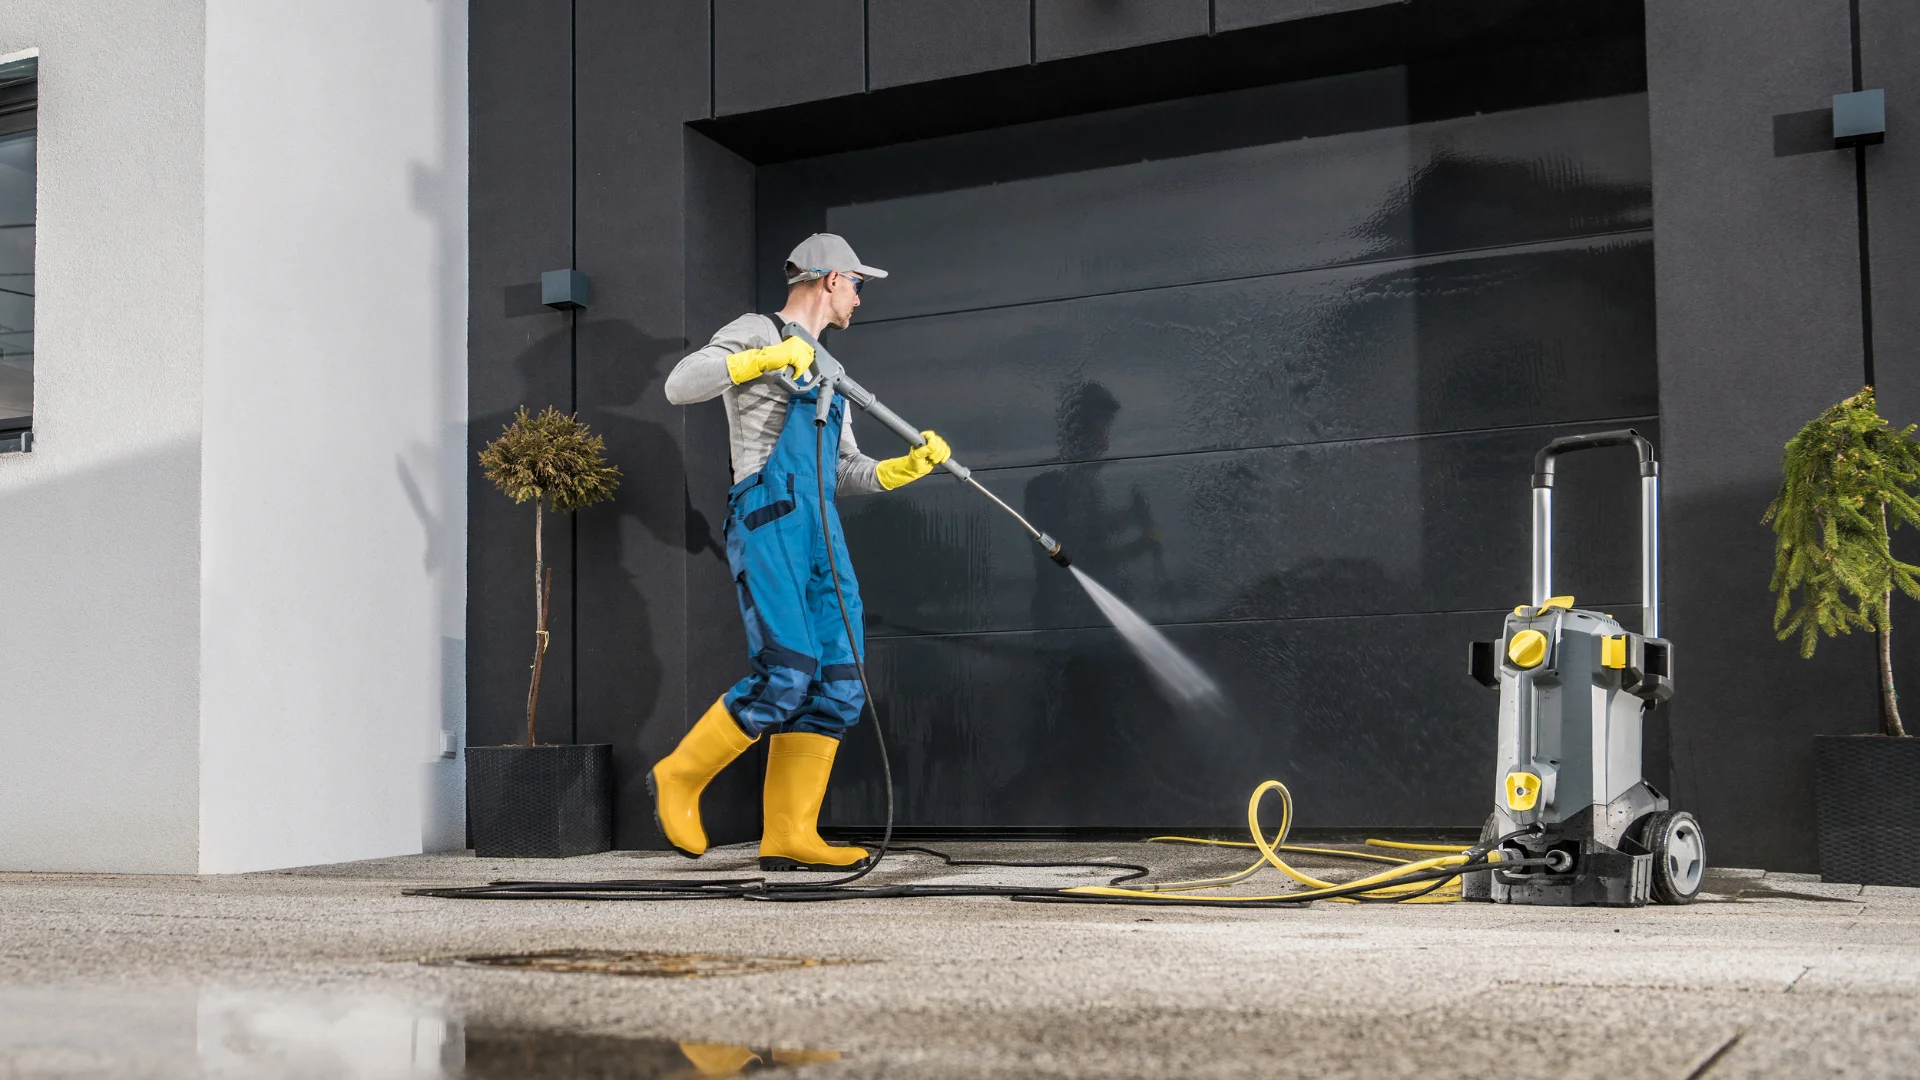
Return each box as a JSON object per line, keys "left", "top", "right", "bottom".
{"left": 2, "top": 842, "right": 1917, "bottom": 1078}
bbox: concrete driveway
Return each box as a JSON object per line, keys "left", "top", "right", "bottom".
{"left": 1, "top": 843, "right": 1915, "bottom": 1078}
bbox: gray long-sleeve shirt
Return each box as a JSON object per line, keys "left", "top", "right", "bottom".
{"left": 665, "top": 313, "right": 883, "bottom": 495}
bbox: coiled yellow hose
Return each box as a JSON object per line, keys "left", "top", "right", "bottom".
{"left": 1064, "top": 780, "right": 1485, "bottom": 904}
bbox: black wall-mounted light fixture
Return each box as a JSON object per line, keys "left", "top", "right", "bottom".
{"left": 541, "top": 268, "right": 591, "bottom": 310}
{"left": 1833, "top": 89, "right": 1886, "bottom": 148}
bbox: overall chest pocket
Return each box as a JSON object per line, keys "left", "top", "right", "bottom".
{"left": 734, "top": 473, "right": 798, "bottom": 532}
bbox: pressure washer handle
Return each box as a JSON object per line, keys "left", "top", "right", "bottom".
{"left": 1527, "top": 428, "right": 1661, "bottom": 638}
{"left": 767, "top": 320, "right": 829, "bottom": 396}
{"left": 857, "top": 394, "right": 973, "bottom": 483}
{"left": 763, "top": 321, "right": 1063, "bottom": 565}
{"left": 771, "top": 321, "right": 973, "bottom": 482}
{"left": 767, "top": 368, "right": 814, "bottom": 395}
{"left": 1530, "top": 430, "right": 1655, "bottom": 488}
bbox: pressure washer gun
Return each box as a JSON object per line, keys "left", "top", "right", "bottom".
{"left": 768, "top": 321, "right": 1072, "bottom": 568}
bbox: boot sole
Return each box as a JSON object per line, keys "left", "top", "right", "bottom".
{"left": 643, "top": 770, "right": 702, "bottom": 860}
{"left": 759, "top": 855, "right": 872, "bottom": 873}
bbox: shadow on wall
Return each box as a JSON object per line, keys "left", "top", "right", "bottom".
{"left": 392, "top": 452, "right": 468, "bottom": 852}
{"left": 1025, "top": 381, "right": 1168, "bottom": 623}
{"left": 0, "top": 438, "right": 203, "bottom": 873}
{"left": 421, "top": 636, "right": 464, "bottom": 851}
{"left": 403, "top": 0, "right": 470, "bottom": 853}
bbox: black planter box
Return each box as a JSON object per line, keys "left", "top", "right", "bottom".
{"left": 468, "top": 744, "right": 613, "bottom": 858}
{"left": 1815, "top": 734, "right": 1920, "bottom": 886}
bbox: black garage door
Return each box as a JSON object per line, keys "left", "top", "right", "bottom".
{"left": 758, "top": 61, "right": 1657, "bottom": 832}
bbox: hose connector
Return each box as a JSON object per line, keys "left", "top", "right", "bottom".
{"left": 1036, "top": 532, "right": 1072, "bottom": 568}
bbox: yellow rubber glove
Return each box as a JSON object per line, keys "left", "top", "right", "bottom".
{"left": 725, "top": 335, "right": 814, "bottom": 385}
{"left": 875, "top": 431, "right": 952, "bottom": 490}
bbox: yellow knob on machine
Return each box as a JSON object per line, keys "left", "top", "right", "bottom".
{"left": 1507, "top": 629, "right": 1549, "bottom": 668}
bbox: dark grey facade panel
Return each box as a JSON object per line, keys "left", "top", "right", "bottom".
{"left": 1646, "top": 0, "right": 1874, "bottom": 872}
{"left": 1864, "top": 0, "right": 1919, "bottom": 420}
{"left": 755, "top": 66, "right": 1413, "bottom": 209}
{"left": 1033, "top": 0, "right": 1211, "bottom": 62}
{"left": 683, "top": 128, "right": 768, "bottom": 841}
{"left": 468, "top": 0, "right": 579, "bottom": 751}
{"left": 867, "top": 0, "right": 1032, "bottom": 89}
{"left": 823, "top": 98, "right": 1650, "bottom": 324}
{"left": 1213, "top": 0, "right": 1395, "bottom": 34}
{"left": 714, "top": 0, "right": 866, "bottom": 116}
{"left": 820, "top": 611, "right": 1519, "bottom": 830}
{"left": 837, "top": 240, "right": 1656, "bottom": 473}
{"left": 699, "top": 5, "right": 1641, "bottom": 166}
{"left": 569, "top": 0, "right": 721, "bottom": 848}
{"left": 1861, "top": 4, "right": 1920, "bottom": 759}
{"left": 758, "top": 79, "right": 1649, "bottom": 317}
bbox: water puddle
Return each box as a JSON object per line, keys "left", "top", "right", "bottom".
{"left": 0, "top": 987, "right": 841, "bottom": 1078}
{"left": 463, "top": 1031, "right": 838, "bottom": 1078}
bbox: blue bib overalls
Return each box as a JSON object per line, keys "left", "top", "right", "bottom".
{"left": 720, "top": 387, "right": 866, "bottom": 739}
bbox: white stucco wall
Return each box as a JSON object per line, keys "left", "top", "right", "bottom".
{"left": 0, "top": 2, "right": 207, "bottom": 873}
{"left": 198, "top": 0, "right": 468, "bottom": 872}
{"left": 0, "top": 0, "right": 467, "bottom": 874}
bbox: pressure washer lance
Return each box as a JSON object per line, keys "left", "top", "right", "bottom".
{"left": 771, "top": 322, "right": 1073, "bottom": 568}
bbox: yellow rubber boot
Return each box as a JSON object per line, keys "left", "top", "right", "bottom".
{"left": 647, "top": 698, "right": 757, "bottom": 857}
{"left": 759, "top": 732, "right": 871, "bottom": 871}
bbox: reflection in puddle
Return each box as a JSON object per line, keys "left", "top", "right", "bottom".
{"left": 0, "top": 988, "right": 839, "bottom": 1078}
{"left": 467, "top": 1032, "right": 840, "bottom": 1077}
{"left": 196, "top": 991, "right": 459, "bottom": 1077}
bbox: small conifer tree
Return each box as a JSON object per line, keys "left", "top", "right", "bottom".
{"left": 479, "top": 407, "right": 621, "bottom": 746}
{"left": 1764, "top": 388, "right": 1920, "bottom": 737}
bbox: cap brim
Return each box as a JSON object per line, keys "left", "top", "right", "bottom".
{"left": 853, "top": 263, "right": 888, "bottom": 280}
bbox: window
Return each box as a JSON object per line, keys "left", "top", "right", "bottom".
{"left": 0, "top": 56, "right": 32, "bottom": 454}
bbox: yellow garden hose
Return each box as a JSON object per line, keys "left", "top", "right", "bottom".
{"left": 1064, "top": 780, "right": 1498, "bottom": 904}
{"left": 1364, "top": 838, "right": 1473, "bottom": 854}
{"left": 1146, "top": 836, "right": 1415, "bottom": 867}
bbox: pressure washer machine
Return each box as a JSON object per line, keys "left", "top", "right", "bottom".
{"left": 1464, "top": 431, "right": 1705, "bottom": 906}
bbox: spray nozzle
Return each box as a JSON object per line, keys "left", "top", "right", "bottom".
{"left": 1036, "top": 533, "right": 1072, "bottom": 568}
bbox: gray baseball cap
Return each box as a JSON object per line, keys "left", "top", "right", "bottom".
{"left": 784, "top": 233, "right": 888, "bottom": 284}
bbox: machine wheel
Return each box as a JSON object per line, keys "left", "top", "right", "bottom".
{"left": 1643, "top": 810, "right": 1706, "bottom": 904}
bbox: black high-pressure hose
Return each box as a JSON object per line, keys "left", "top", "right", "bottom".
{"left": 804, "top": 419, "right": 892, "bottom": 887}
{"left": 418, "top": 854, "right": 1550, "bottom": 904}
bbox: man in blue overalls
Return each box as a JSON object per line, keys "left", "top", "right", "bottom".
{"left": 652, "top": 234, "right": 950, "bottom": 870}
